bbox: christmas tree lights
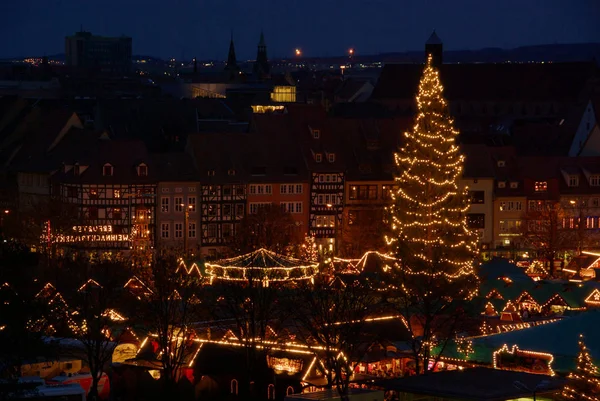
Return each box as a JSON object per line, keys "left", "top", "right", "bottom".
{"left": 563, "top": 335, "right": 600, "bottom": 400}
{"left": 386, "top": 53, "right": 479, "bottom": 293}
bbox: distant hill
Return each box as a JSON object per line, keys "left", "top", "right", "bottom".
{"left": 4, "top": 42, "right": 599, "bottom": 66}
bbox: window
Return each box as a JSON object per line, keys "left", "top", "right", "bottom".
{"left": 236, "top": 204, "right": 245, "bottom": 216}
{"left": 510, "top": 182, "right": 519, "bottom": 189}
{"left": 174, "top": 197, "right": 183, "bottom": 212}
{"left": 207, "top": 224, "right": 217, "bottom": 238}
{"left": 88, "top": 207, "right": 98, "bottom": 219}
{"left": 497, "top": 160, "right": 506, "bottom": 167}
{"left": 348, "top": 211, "right": 357, "bottom": 225}
{"left": 138, "top": 164, "right": 148, "bottom": 177}
{"left": 114, "top": 189, "right": 121, "bottom": 199}
{"left": 499, "top": 201, "right": 522, "bottom": 211}
{"left": 350, "top": 185, "right": 378, "bottom": 200}
{"left": 161, "top": 187, "right": 170, "bottom": 193}
{"left": 161, "top": 223, "right": 169, "bottom": 239}
{"left": 328, "top": 153, "right": 336, "bottom": 163}
{"left": 251, "top": 184, "right": 272, "bottom": 195}
{"left": 295, "top": 184, "right": 302, "bottom": 194}
{"left": 112, "top": 208, "right": 122, "bottom": 220}
{"left": 281, "top": 185, "right": 287, "bottom": 194}
{"left": 315, "top": 153, "right": 322, "bottom": 163}
{"left": 529, "top": 200, "right": 545, "bottom": 211}
{"left": 467, "top": 214, "right": 485, "bottom": 229}
{"left": 469, "top": 191, "right": 485, "bottom": 204}
{"left": 175, "top": 223, "right": 183, "bottom": 238}
{"left": 295, "top": 202, "right": 302, "bottom": 213}
{"left": 591, "top": 175, "right": 600, "bottom": 187}
{"left": 223, "top": 224, "right": 232, "bottom": 238}
{"left": 74, "top": 164, "right": 80, "bottom": 176}
{"left": 498, "top": 181, "right": 506, "bottom": 188}
{"left": 223, "top": 186, "right": 232, "bottom": 197}
{"left": 161, "top": 197, "right": 169, "bottom": 213}
{"left": 500, "top": 219, "right": 521, "bottom": 233}
{"left": 188, "top": 222, "right": 196, "bottom": 239}
{"left": 67, "top": 186, "right": 78, "bottom": 198}
{"left": 312, "top": 129, "right": 320, "bottom": 139}
{"left": 231, "top": 380, "right": 238, "bottom": 395}
{"left": 534, "top": 181, "right": 548, "bottom": 192}
{"left": 188, "top": 196, "right": 196, "bottom": 212}
{"left": 188, "top": 186, "right": 196, "bottom": 192}
{"left": 223, "top": 204, "right": 232, "bottom": 216}
{"left": 103, "top": 164, "right": 113, "bottom": 176}
{"left": 228, "top": 169, "right": 236, "bottom": 176}
{"left": 89, "top": 187, "right": 99, "bottom": 199}
{"left": 569, "top": 175, "right": 579, "bottom": 187}
{"left": 592, "top": 198, "right": 600, "bottom": 208}
{"left": 287, "top": 387, "right": 294, "bottom": 396}
{"left": 207, "top": 170, "right": 215, "bottom": 176}
{"left": 249, "top": 202, "right": 271, "bottom": 214}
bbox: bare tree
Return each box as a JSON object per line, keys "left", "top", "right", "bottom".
{"left": 211, "top": 272, "right": 284, "bottom": 400}
{"left": 289, "top": 277, "right": 379, "bottom": 400}
{"left": 340, "top": 209, "right": 388, "bottom": 258}
{"left": 232, "top": 205, "right": 300, "bottom": 254}
{"left": 140, "top": 254, "right": 205, "bottom": 395}
{"left": 57, "top": 257, "right": 132, "bottom": 401}
{"left": 0, "top": 240, "right": 55, "bottom": 381}
{"left": 520, "top": 200, "right": 571, "bottom": 276}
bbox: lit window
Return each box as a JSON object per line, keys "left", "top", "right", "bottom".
{"left": 114, "top": 189, "right": 121, "bottom": 199}
{"left": 188, "top": 196, "right": 196, "bottom": 212}
{"left": 534, "top": 181, "right": 548, "bottom": 192}
{"left": 568, "top": 176, "right": 579, "bottom": 187}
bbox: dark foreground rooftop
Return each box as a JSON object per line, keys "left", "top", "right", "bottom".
{"left": 376, "top": 368, "right": 564, "bottom": 401}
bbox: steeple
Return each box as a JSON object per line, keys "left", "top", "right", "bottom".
{"left": 224, "top": 31, "right": 240, "bottom": 81}
{"left": 227, "top": 31, "right": 238, "bottom": 69}
{"left": 425, "top": 29, "right": 443, "bottom": 68}
{"left": 253, "top": 30, "right": 270, "bottom": 81}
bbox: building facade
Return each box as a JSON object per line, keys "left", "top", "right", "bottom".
{"left": 65, "top": 31, "right": 132, "bottom": 75}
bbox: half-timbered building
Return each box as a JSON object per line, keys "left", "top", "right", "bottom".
{"left": 187, "top": 133, "right": 248, "bottom": 259}
{"left": 51, "top": 137, "right": 156, "bottom": 251}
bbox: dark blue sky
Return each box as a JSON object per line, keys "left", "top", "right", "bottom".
{"left": 2, "top": 0, "right": 599, "bottom": 60}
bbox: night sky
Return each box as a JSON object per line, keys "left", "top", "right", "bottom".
{"left": 2, "top": 0, "right": 599, "bottom": 60}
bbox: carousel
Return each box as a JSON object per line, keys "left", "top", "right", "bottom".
{"left": 204, "top": 248, "right": 319, "bottom": 286}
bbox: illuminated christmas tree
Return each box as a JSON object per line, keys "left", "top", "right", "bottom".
{"left": 562, "top": 335, "right": 600, "bottom": 401}
{"left": 385, "top": 54, "right": 479, "bottom": 374}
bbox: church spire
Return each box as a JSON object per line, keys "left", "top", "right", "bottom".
{"left": 425, "top": 29, "right": 443, "bottom": 68}
{"left": 253, "top": 30, "right": 270, "bottom": 81}
{"left": 227, "top": 30, "right": 238, "bottom": 69}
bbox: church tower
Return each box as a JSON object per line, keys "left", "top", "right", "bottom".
{"left": 425, "top": 29, "right": 443, "bottom": 68}
{"left": 223, "top": 32, "right": 240, "bottom": 81}
{"left": 253, "top": 30, "right": 270, "bottom": 80}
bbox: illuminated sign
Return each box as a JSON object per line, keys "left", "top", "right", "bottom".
{"left": 72, "top": 225, "right": 113, "bottom": 233}
{"left": 54, "top": 225, "right": 129, "bottom": 243}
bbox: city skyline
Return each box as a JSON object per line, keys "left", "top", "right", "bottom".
{"left": 3, "top": 0, "right": 599, "bottom": 60}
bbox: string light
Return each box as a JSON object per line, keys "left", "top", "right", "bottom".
{"left": 385, "top": 54, "right": 479, "bottom": 296}
{"left": 562, "top": 334, "right": 600, "bottom": 400}
{"left": 493, "top": 344, "right": 555, "bottom": 376}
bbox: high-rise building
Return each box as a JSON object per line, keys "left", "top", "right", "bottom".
{"left": 65, "top": 31, "right": 132, "bottom": 75}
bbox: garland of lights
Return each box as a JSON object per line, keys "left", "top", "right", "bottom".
{"left": 384, "top": 54, "right": 479, "bottom": 297}
{"left": 204, "top": 248, "right": 318, "bottom": 282}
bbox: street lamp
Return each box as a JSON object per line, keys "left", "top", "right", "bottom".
{"left": 182, "top": 204, "right": 193, "bottom": 253}
{"left": 326, "top": 203, "right": 336, "bottom": 255}
{"left": 513, "top": 380, "right": 551, "bottom": 401}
